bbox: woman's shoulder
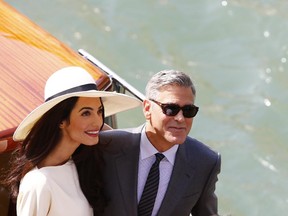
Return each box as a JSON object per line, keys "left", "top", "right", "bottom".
{"left": 22, "top": 168, "right": 47, "bottom": 182}
{"left": 19, "top": 167, "right": 51, "bottom": 193}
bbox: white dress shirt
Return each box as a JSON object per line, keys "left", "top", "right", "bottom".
{"left": 137, "top": 128, "right": 179, "bottom": 216}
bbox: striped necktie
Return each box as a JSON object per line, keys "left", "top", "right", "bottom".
{"left": 138, "top": 153, "right": 165, "bottom": 216}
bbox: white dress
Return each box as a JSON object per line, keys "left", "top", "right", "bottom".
{"left": 17, "top": 159, "right": 93, "bottom": 216}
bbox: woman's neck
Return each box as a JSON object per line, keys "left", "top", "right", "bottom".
{"left": 38, "top": 140, "right": 80, "bottom": 168}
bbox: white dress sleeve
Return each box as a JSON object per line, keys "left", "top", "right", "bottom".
{"left": 17, "top": 169, "right": 51, "bottom": 216}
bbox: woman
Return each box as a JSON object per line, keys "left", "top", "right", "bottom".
{"left": 1, "top": 66, "right": 141, "bottom": 215}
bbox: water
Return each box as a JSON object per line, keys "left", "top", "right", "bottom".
{"left": 5, "top": 0, "right": 288, "bottom": 215}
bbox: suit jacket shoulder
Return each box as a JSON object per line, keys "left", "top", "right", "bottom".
{"left": 99, "top": 125, "right": 144, "bottom": 153}
{"left": 183, "top": 136, "right": 220, "bottom": 166}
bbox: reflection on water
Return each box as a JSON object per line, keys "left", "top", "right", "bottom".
{"left": 5, "top": 0, "right": 288, "bottom": 215}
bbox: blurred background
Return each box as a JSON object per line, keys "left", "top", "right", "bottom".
{"left": 5, "top": 0, "right": 288, "bottom": 215}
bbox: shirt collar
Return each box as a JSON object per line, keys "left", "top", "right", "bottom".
{"left": 140, "top": 127, "right": 179, "bottom": 165}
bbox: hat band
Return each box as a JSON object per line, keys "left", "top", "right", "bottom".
{"left": 45, "top": 83, "right": 97, "bottom": 102}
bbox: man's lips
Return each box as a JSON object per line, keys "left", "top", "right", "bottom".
{"left": 168, "top": 126, "right": 186, "bottom": 131}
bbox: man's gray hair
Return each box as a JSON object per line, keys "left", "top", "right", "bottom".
{"left": 145, "top": 69, "right": 196, "bottom": 99}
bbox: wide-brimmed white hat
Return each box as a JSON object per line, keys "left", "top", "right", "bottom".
{"left": 13, "top": 66, "right": 142, "bottom": 141}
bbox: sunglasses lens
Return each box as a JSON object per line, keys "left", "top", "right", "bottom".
{"left": 182, "top": 105, "right": 198, "bottom": 118}
{"left": 163, "top": 105, "right": 180, "bottom": 116}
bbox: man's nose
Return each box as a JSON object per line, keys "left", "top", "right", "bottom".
{"left": 174, "top": 110, "right": 185, "bottom": 122}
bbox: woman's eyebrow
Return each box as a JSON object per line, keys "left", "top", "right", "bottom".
{"left": 78, "top": 107, "right": 93, "bottom": 112}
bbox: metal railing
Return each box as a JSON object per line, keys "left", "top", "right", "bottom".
{"left": 78, "top": 49, "right": 145, "bottom": 102}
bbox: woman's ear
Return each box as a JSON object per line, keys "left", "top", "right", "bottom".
{"left": 59, "top": 122, "right": 64, "bottom": 129}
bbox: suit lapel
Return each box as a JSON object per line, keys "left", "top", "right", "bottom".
{"left": 157, "top": 141, "right": 196, "bottom": 215}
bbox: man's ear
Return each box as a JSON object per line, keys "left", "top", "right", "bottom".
{"left": 143, "top": 99, "right": 152, "bottom": 120}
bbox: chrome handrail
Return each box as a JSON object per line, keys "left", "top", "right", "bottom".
{"left": 78, "top": 49, "right": 145, "bottom": 102}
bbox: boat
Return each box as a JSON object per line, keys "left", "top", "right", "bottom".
{"left": 0, "top": 1, "right": 143, "bottom": 215}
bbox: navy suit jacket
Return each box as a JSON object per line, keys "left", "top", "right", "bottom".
{"left": 99, "top": 125, "right": 221, "bottom": 216}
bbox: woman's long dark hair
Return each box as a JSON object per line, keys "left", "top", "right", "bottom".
{"left": 1, "top": 96, "right": 107, "bottom": 215}
{"left": 73, "top": 145, "right": 107, "bottom": 215}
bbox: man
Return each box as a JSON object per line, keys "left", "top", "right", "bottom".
{"left": 100, "top": 70, "right": 221, "bottom": 216}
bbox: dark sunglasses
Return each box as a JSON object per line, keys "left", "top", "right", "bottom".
{"left": 150, "top": 99, "right": 199, "bottom": 118}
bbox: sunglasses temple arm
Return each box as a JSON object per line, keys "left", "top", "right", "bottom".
{"left": 78, "top": 49, "right": 145, "bottom": 102}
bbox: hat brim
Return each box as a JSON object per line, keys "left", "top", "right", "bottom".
{"left": 13, "top": 90, "right": 142, "bottom": 141}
